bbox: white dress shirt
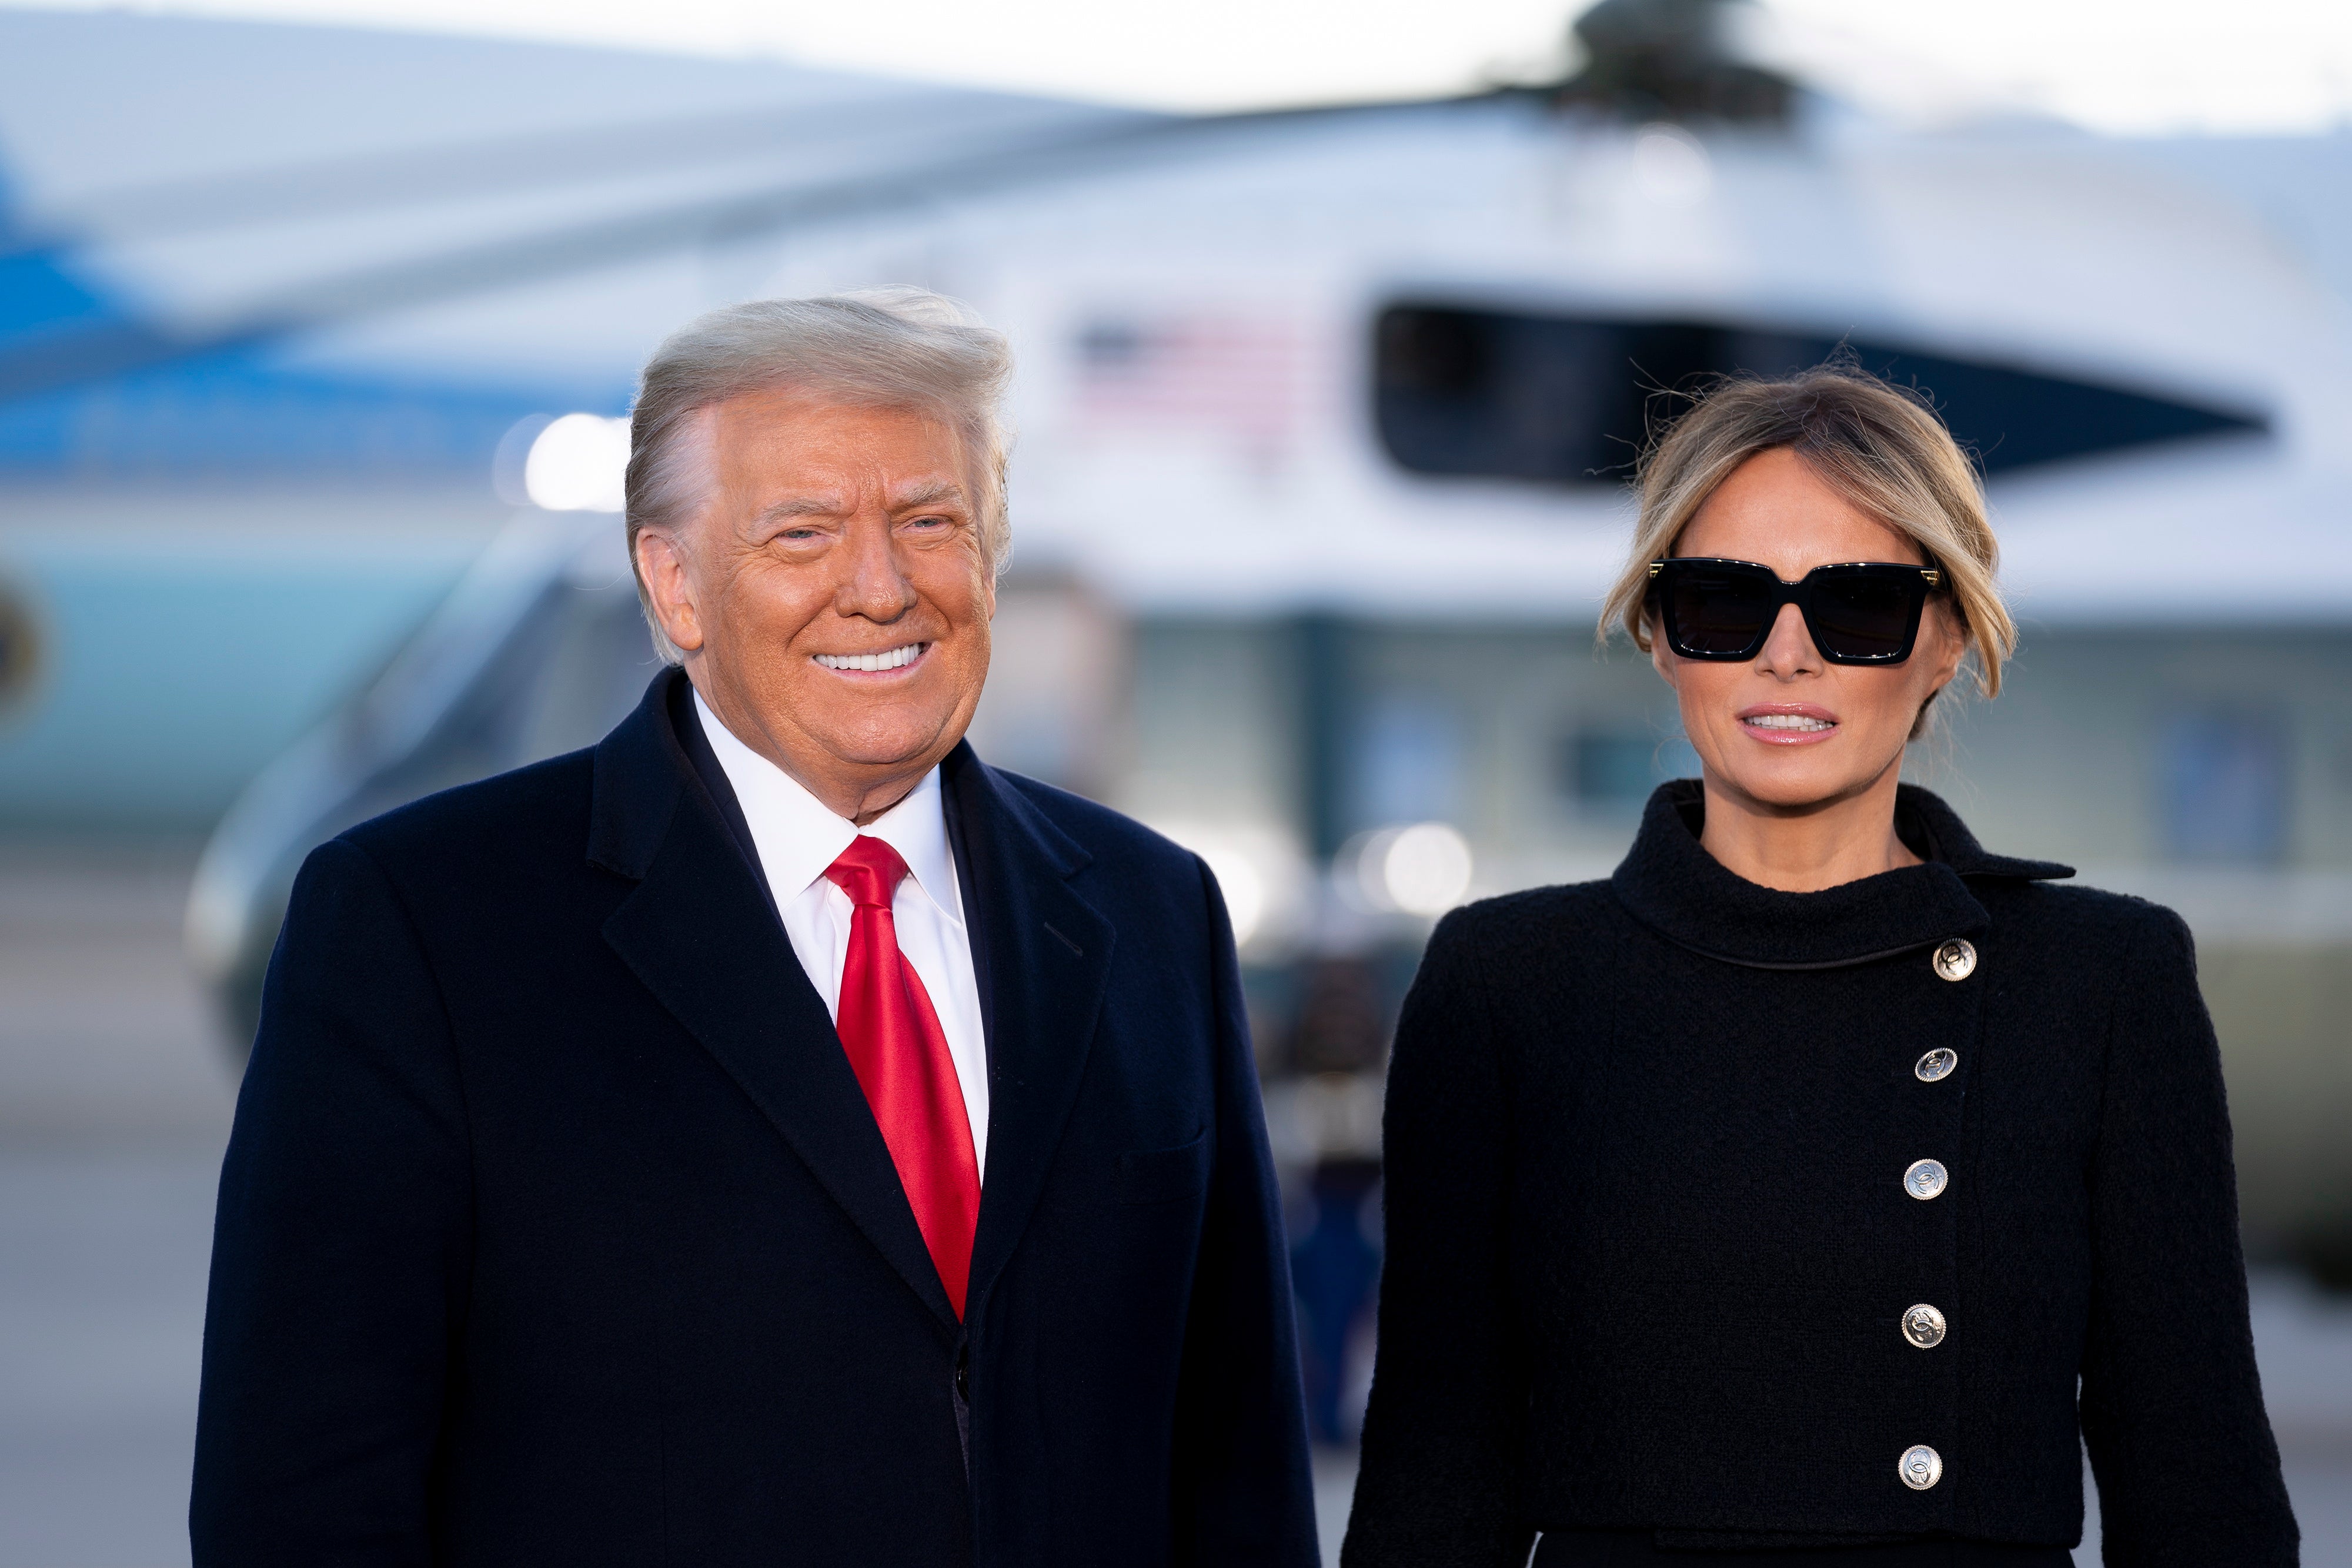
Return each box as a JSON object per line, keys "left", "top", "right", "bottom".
{"left": 694, "top": 692, "right": 990, "bottom": 1175}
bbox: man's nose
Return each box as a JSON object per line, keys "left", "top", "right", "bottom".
{"left": 833, "top": 514, "right": 917, "bottom": 621}
{"left": 1755, "top": 601, "right": 1819, "bottom": 677}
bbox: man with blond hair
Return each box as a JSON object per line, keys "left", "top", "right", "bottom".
{"left": 192, "top": 290, "right": 1318, "bottom": 1566}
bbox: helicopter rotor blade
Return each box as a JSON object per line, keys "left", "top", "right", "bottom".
{"left": 0, "top": 93, "right": 1494, "bottom": 404}
{"left": 0, "top": 94, "right": 1148, "bottom": 259}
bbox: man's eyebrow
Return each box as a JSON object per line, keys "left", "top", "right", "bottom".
{"left": 891, "top": 480, "right": 967, "bottom": 511}
{"left": 756, "top": 495, "right": 844, "bottom": 524}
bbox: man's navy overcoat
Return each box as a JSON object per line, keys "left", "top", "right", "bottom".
{"left": 191, "top": 669, "right": 1319, "bottom": 1567}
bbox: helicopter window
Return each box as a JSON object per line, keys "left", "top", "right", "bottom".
{"left": 1371, "top": 303, "right": 2266, "bottom": 484}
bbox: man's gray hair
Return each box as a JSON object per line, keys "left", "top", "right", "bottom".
{"left": 624, "top": 287, "right": 1015, "bottom": 663}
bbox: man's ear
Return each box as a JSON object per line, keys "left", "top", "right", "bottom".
{"left": 634, "top": 529, "right": 706, "bottom": 654}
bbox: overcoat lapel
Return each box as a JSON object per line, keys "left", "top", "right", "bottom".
{"left": 941, "top": 745, "right": 1115, "bottom": 1321}
{"left": 590, "top": 676, "right": 960, "bottom": 1330}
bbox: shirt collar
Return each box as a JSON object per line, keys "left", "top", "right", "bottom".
{"left": 693, "top": 690, "right": 962, "bottom": 925}
{"left": 861, "top": 768, "right": 963, "bottom": 928}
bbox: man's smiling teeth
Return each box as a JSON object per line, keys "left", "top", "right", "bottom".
{"left": 1745, "top": 713, "right": 1835, "bottom": 732}
{"left": 814, "top": 644, "right": 925, "bottom": 672}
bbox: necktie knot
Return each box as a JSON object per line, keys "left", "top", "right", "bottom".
{"left": 824, "top": 834, "right": 910, "bottom": 909}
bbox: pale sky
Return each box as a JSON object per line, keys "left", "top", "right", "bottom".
{"left": 9, "top": 0, "right": 2352, "bottom": 135}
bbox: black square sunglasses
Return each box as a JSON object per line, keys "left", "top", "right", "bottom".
{"left": 1648, "top": 557, "right": 1945, "bottom": 664}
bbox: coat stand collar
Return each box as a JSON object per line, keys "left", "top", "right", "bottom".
{"left": 1609, "top": 780, "right": 2073, "bottom": 971}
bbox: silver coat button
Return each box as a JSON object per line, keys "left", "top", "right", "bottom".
{"left": 1902, "top": 1303, "right": 1948, "bottom": 1348}
{"left": 1932, "top": 939, "right": 1977, "bottom": 982}
{"left": 1899, "top": 1445, "right": 1943, "bottom": 1490}
{"left": 1915, "top": 1048, "right": 1957, "bottom": 1082}
{"left": 1903, "top": 1158, "right": 1948, "bottom": 1200}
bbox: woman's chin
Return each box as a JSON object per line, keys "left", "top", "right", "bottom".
{"left": 1710, "top": 753, "right": 1891, "bottom": 813}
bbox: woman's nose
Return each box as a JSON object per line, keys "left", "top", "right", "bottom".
{"left": 1755, "top": 601, "right": 1819, "bottom": 676}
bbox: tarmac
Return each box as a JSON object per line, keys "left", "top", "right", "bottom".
{"left": 1, "top": 843, "right": 2345, "bottom": 1567}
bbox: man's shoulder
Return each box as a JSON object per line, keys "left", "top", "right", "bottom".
{"left": 337, "top": 747, "right": 600, "bottom": 881}
{"left": 987, "top": 767, "right": 1201, "bottom": 889}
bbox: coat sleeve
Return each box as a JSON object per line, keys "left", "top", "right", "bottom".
{"left": 2077, "top": 904, "right": 2298, "bottom": 1567}
{"left": 1342, "top": 909, "right": 1531, "bottom": 1568}
{"left": 1168, "top": 854, "right": 1322, "bottom": 1568}
{"left": 189, "top": 838, "right": 473, "bottom": 1566}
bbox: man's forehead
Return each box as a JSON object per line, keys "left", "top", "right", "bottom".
{"left": 710, "top": 393, "right": 964, "bottom": 477}
{"left": 712, "top": 387, "right": 956, "bottom": 446}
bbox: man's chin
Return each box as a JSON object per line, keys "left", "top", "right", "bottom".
{"left": 810, "top": 720, "right": 966, "bottom": 777}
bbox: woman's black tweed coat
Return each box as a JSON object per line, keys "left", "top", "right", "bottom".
{"left": 1343, "top": 783, "right": 2297, "bottom": 1567}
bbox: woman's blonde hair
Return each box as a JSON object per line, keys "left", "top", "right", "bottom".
{"left": 1599, "top": 364, "right": 2016, "bottom": 707}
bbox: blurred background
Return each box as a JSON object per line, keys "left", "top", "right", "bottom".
{"left": 5, "top": 0, "right": 2352, "bottom": 1561}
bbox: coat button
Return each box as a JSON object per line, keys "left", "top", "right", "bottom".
{"left": 955, "top": 1346, "right": 970, "bottom": 1401}
{"left": 1902, "top": 1303, "right": 1948, "bottom": 1348}
{"left": 1932, "top": 938, "right": 1977, "bottom": 981}
{"left": 1914, "top": 1048, "right": 1957, "bottom": 1082}
{"left": 1899, "top": 1445, "right": 1943, "bottom": 1490}
{"left": 1903, "top": 1158, "right": 1948, "bottom": 1200}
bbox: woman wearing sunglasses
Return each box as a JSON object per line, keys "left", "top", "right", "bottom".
{"left": 1342, "top": 367, "right": 2296, "bottom": 1567}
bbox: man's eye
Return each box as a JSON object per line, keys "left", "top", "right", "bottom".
{"left": 906, "top": 515, "right": 950, "bottom": 530}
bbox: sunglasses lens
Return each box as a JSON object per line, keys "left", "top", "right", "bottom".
{"left": 1669, "top": 569, "right": 1776, "bottom": 656}
{"left": 1810, "top": 574, "right": 1917, "bottom": 659}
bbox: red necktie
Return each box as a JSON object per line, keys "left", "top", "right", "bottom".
{"left": 824, "top": 835, "right": 982, "bottom": 1318}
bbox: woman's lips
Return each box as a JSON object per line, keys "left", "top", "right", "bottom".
{"left": 1737, "top": 704, "right": 1839, "bottom": 745}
